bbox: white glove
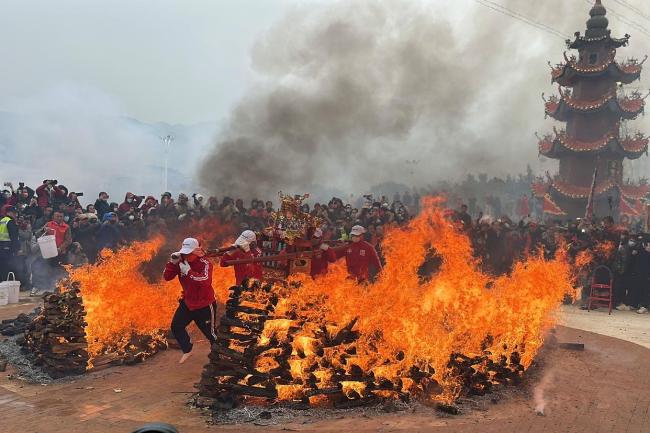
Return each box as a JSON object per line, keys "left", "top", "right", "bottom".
{"left": 179, "top": 261, "right": 190, "bottom": 276}
{"left": 170, "top": 253, "right": 181, "bottom": 264}
{"left": 240, "top": 242, "right": 251, "bottom": 253}
{"left": 319, "top": 243, "right": 330, "bottom": 251}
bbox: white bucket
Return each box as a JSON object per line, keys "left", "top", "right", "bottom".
{"left": 0, "top": 285, "right": 8, "bottom": 306}
{"left": 38, "top": 234, "right": 58, "bottom": 259}
{"left": 3, "top": 272, "right": 21, "bottom": 304}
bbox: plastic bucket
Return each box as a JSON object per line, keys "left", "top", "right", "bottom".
{"left": 4, "top": 272, "right": 20, "bottom": 304}
{"left": 38, "top": 234, "right": 58, "bottom": 259}
{"left": 0, "top": 285, "right": 8, "bottom": 306}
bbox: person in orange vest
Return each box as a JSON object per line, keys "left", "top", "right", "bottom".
{"left": 220, "top": 230, "right": 263, "bottom": 285}
{"left": 45, "top": 210, "right": 72, "bottom": 256}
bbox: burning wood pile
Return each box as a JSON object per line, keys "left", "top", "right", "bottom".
{"left": 19, "top": 279, "right": 169, "bottom": 378}
{"left": 22, "top": 282, "right": 89, "bottom": 378}
{"left": 197, "top": 278, "right": 529, "bottom": 410}
{"left": 197, "top": 279, "right": 279, "bottom": 408}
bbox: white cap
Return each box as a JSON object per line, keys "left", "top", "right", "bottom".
{"left": 176, "top": 238, "right": 200, "bottom": 255}
{"left": 235, "top": 230, "right": 256, "bottom": 246}
{"left": 350, "top": 225, "right": 366, "bottom": 236}
{"left": 313, "top": 228, "right": 323, "bottom": 238}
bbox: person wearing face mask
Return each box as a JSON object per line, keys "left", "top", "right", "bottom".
{"left": 94, "top": 192, "right": 111, "bottom": 219}
{"left": 336, "top": 225, "right": 382, "bottom": 282}
{"left": 220, "top": 230, "right": 263, "bottom": 285}
{"left": 163, "top": 238, "right": 217, "bottom": 364}
{"left": 118, "top": 192, "right": 143, "bottom": 216}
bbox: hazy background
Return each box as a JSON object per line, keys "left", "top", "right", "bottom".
{"left": 0, "top": 0, "right": 648, "bottom": 201}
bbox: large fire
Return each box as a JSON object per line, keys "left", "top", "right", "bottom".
{"left": 259, "top": 197, "right": 579, "bottom": 402}
{"left": 65, "top": 221, "right": 235, "bottom": 362}
{"left": 62, "top": 198, "right": 578, "bottom": 403}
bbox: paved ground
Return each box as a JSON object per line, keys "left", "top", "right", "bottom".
{"left": 560, "top": 304, "right": 650, "bottom": 349}
{"left": 1, "top": 300, "right": 650, "bottom": 433}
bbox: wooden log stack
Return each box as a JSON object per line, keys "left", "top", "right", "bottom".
{"left": 197, "top": 279, "right": 279, "bottom": 408}
{"left": 22, "top": 282, "right": 89, "bottom": 378}
{"left": 197, "top": 280, "right": 527, "bottom": 411}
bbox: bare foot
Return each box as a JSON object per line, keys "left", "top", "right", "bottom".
{"left": 179, "top": 352, "right": 192, "bottom": 364}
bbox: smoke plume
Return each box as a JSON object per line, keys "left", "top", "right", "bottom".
{"left": 199, "top": 0, "right": 648, "bottom": 199}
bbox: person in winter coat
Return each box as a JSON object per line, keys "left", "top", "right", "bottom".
{"left": 96, "top": 212, "right": 121, "bottom": 252}
{"left": 94, "top": 192, "right": 111, "bottom": 219}
{"left": 35, "top": 180, "right": 66, "bottom": 208}
{"left": 140, "top": 196, "right": 158, "bottom": 214}
{"left": 117, "top": 192, "right": 143, "bottom": 216}
{"left": 163, "top": 238, "right": 217, "bottom": 364}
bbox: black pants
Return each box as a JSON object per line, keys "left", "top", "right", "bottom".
{"left": 171, "top": 300, "right": 217, "bottom": 353}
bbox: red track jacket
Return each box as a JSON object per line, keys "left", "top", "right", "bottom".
{"left": 220, "top": 247, "right": 264, "bottom": 285}
{"left": 311, "top": 246, "right": 337, "bottom": 278}
{"left": 337, "top": 240, "right": 382, "bottom": 282}
{"left": 163, "top": 257, "right": 215, "bottom": 310}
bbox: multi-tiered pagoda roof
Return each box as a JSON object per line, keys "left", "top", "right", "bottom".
{"left": 533, "top": 0, "right": 649, "bottom": 220}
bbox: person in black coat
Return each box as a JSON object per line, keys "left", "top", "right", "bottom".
{"left": 94, "top": 192, "right": 111, "bottom": 219}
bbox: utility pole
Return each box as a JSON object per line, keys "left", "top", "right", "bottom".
{"left": 160, "top": 135, "right": 174, "bottom": 192}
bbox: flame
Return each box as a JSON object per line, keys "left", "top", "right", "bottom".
{"left": 64, "top": 220, "right": 235, "bottom": 363}
{"left": 271, "top": 197, "right": 577, "bottom": 402}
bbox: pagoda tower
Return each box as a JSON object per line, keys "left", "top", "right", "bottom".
{"left": 534, "top": 0, "right": 649, "bottom": 220}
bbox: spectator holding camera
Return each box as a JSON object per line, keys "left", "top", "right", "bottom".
{"left": 118, "top": 192, "right": 143, "bottom": 216}
{"left": 36, "top": 179, "right": 65, "bottom": 208}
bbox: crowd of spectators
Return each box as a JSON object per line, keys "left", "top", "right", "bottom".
{"left": 1, "top": 177, "right": 648, "bottom": 315}
{"left": 0, "top": 179, "right": 416, "bottom": 295}
{"left": 449, "top": 206, "right": 650, "bottom": 314}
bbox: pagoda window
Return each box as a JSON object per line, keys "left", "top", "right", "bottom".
{"left": 589, "top": 53, "right": 598, "bottom": 65}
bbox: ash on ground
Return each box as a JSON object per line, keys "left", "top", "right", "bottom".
{"left": 0, "top": 306, "right": 83, "bottom": 384}
{"left": 189, "top": 391, "right": 512, "bottom": 426}
{"left": 0, "top": 337, "right": 55, "bottom": 383}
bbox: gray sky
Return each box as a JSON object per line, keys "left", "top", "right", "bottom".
{"left": 0, "top": 0, "right": 649, "bottom": 197}
{"left": 0, "top": 0, "right": 304, "bottom": 124}
{"left": 0, "top": 0, "right": 646, "bottom": 125}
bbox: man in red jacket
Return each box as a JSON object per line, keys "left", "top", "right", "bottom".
{"left": 337, "top": 225, "right": 382, "bottom": 282}
{"left": 163, "top": 238, "right": 217, "bottom": 364}
{"left": 220, "top": 230, "right": 263, "bottom": 285}
{"left": 310, "top": 228, "right": 337, "bottom": 278}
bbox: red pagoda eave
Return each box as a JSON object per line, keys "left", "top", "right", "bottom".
{"left": 551, "top": 56, "right": 644, "bottom": 86}
{"left": 545, "top": 90, "right": 645, "bottom": 121}
{"left": 620, "top": 183, "right": 650, "bottom": 200}
{"left": 543, "top": 194, "right": 566, "bottom": 216}
{"left": 567, "top": 32, "right": 630, "bottom": 50}
{"left": 537, "top": 128, "right": 648, "bottom": 159}
{"left": 550, "top": 178, "right": 617, "bottom": 199}
{"left": 531, "top": 182, "right": 550, "bottom": 198}
{"left": 620, "top": 197, "right": 641, "bottom": 217}
{"left": 620, "top": 133, "right": 649, "bottom": 156}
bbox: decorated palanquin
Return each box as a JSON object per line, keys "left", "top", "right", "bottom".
{"left": 534, "top": 0, "right": 649, "bottom": 220}
{"left": 259, "top": 192, "right": 323, "bottom": 281}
